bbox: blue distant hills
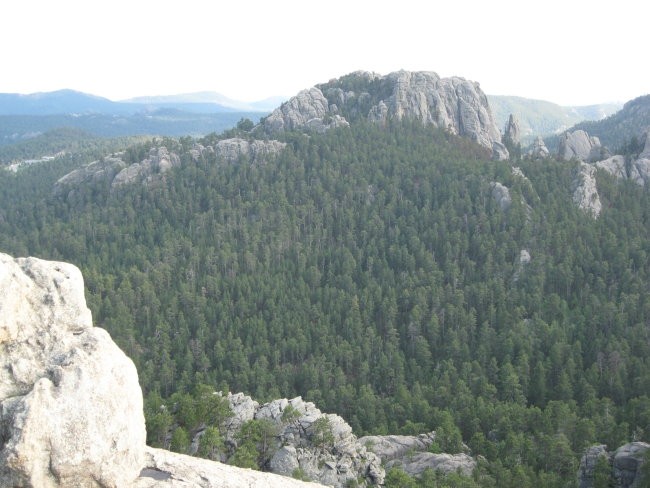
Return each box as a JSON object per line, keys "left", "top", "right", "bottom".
{"left": 0, "top": 89, "right": 285, "bottom": 144}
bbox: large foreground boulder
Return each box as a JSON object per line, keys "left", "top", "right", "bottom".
{"left": 0, "top": 252, "right": 323, "bottom": 488}
{"left": 0, "top": 253, "right": 146, "bottom": 487}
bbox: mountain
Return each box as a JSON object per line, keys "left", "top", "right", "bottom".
{"left": 0, "top": 89, "right": 138, "bottom": 115}
{"left": 488, "top": 95, "right": 622, "bottom": 142}
{"left": 122, "top": 92, "right": 288, "bottom": 113}
{"left": 261, "top": 70, "right": 508, "bottom": 159}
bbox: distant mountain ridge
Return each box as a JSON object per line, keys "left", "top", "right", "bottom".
{"left": 0, "top": 89, "right": 282, "bottom": 116}
{"left": 0, "top": 89, "right": 279, "bottom": 146}
{"left": 488, "top": 95, "right": 622, "bottom": 143}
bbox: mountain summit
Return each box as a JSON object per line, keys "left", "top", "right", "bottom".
{"left": 262, "top": 70, "right": 508, "bottom": 159}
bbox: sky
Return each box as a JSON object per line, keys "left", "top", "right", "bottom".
{"left": 1, "top": 0, "right": 647, "bottom": 106}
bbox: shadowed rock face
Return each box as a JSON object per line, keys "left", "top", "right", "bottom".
{"left": 0, "top": 252, "right": 146, "bottom": 488}
{"left": 578, "top": 442, "right": 649, "bottom": 488}
{"left": 263, "top": 70, "right": 508, "bottom": 160}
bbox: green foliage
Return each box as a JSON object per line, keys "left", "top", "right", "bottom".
{"left": 1, "top": 120, "right": 649, "bottom": 484}
{"left": 170, "top": 426, "right": 190, "bottom": 454}
{"left": 292, "top": 468, "right": 311, "bottom": 481}
{"left": 281, "top": 404, "right": 302, "bottom": 426}
{"left": 230, "top": 441, "right": 259, "bottom": 469}
{"left": 639, "top": 449, "right": 650, "bottom": 488}
{"left": 593, "top": 455, "right": 614, "bottom": 488}
{"left": 236, "top": 117, "right": 255, "bottom": 132}
{"left": 311, "top": 416, "right": 335, "bottom": 448}
{"left": 385, "top": 467, "right": 418, "bottom": 488}
{"left": 197, "top": 426, "right": 225, "bottom": 460}
{"left": 233, "top": 419, "right": 279, "bottom": 469}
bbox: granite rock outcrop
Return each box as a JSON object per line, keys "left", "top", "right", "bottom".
{"left": 359, "top": 432, "right": 475, "bottom": 478}
{"left": 558, "top": 130, "right": 606, "bottom": 162}
{"left": 264, "top": 70, "right": 508, "bottom": 160}
{"left": 595, "top": 132, "right": 650, "bottom": 186}
{"left": 527, "top": 136, "right": 550, "bottom": 160}
{"left": 111, "top": 146, "right": 181, "bottom": 189}
{"left": 213, "top": 138, "right": 287, "bottom": 165}
{"left": 220, "top": 393, "right": 384, "bottom": 487}
{"left": 54, "top": 139, "right": 286, "bottom": 197}
{"left": 571, "top": 162, "right": 602, "bottom": 218}
{"left": 262, "top": 87, "right": 349, "bottom": 134}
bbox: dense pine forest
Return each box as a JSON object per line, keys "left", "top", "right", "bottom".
{"left": 1, "top": 121, "right": 649, "bottom": 487}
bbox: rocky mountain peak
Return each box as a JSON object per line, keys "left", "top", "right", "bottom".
{"left": 263, "top": 70, "right": 508, "bottom": 160}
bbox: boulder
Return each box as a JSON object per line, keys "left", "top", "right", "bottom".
{"left": 558, "top": 130, "right": 606, "bottom": 162}
{"left": 0, "top": 252, "right": 325, "bottom": 488}
{"left": 0, "top": 252, "right": 146, "bottom": 487}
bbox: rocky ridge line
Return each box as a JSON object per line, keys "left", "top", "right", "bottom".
{"left": 53, "top": 139, "right": 286, "bottom": 198}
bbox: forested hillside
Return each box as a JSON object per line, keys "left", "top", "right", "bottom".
{"left": 0, "top": 121, "right": 648, "bottom": 487}
{"left": 570, "top": 95, "right": 650, "bottom": 151}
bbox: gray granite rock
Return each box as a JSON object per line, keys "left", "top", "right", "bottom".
{"left": 558, "top": 130, "right": 605, "bottom": 162}
{"left": 491, "top": 182, "right": 512, "bottom": 211}
{"left": 572, "top": 162, "right": 601, "bottom": 217}
{"left": 266, "top": 70, "right": 507, "bottom": 159}
{"left": 504, "top": 113, "right": 521, "bottom": 146}
{"left": 0, "top": 252, "right": 145, "bottom": 488}
{"left": 527, "top": 136, "right": 550, "bottom": 160}
{"left": 214, "top": 138, "right": 286, "bottom": 165}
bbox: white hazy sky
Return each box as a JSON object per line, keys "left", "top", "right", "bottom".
{"left": 1, "top": 0, "right": 647, "bottom": 106}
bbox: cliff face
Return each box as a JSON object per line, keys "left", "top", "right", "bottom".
{"left": 0, "top": 252, "right": 322, "bottom": 488}
{"left": 263, "top": 70, "right": 508, "bottom": 160}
